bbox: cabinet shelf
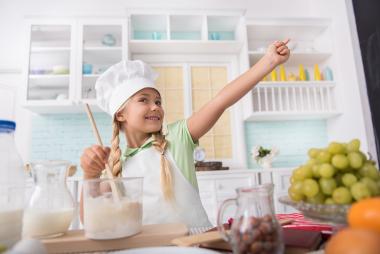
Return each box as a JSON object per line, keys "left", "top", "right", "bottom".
{"left": 28, "top": 74, "right": 70, "bottom": 88}
{"left": 249, "top": 51, "right": 332, "bottom": 66}
{"left": 207, "top": 16, "right": 239, "bottom": 41}
{"left": 83, "top": 46, "right": 122, "bottom": 51}
{"left": 170, "top": 15, "right": 202, "bottom": 40}
{"left": 245, "top": 111, "right": 341, "bottom": 121}
{"left": 83, "top": 74, "right": 100, "bottom": 78}
{"left": 245, "top": 81, "right": 338, "bottom": 121}
{"left": 31, "top": 47, "right": 71, "bottom": 53}
{"left": 246, "top": 19, "right": 330, "bottom": 41}
{"left": 246, "top": 18, "right": 332, "bottom": 56}
{"left": 129, "top": 40, "right": 243, "bottom": 54}
{"left": 256, "top": 81, "right": 335, "bottom": 88}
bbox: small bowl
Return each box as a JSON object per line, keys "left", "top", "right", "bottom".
{"left": 52, "top": 65, "right": 69, "bottom": 75}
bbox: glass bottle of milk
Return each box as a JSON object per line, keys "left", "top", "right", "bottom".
{"left": 22, "top": 160, "right": 75, "bottom": 238}
{"left": 0, "top": 120, "right": 26, "bottom": 250}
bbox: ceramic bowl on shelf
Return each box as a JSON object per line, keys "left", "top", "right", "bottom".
{"left": 52, "top": 65, "right": 69, "bottom": 75}
{"left": 278, "top": 195, "right": 350, "bottom": 225}
{"left": 101, "top": 33, "right": 116, "bottom": 46}
{"left": 82, "top": 63, "right": 93, "bottom": 75}
{"left": 30, "top": 69, "right": 48, "bottom": 75}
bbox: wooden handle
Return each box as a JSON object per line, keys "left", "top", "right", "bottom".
{"left": 84, "top": 103, "right": 121, "bottom": 202}
{"left": 172, "top": 230, "right": 225, "bottom": 247}
{"left": 171, "top": 219, "right": 294, "bottom": 247}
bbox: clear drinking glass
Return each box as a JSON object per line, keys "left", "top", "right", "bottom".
{"left": 217, "top": 184, "right": 284, "bottom": 254}
{"left": 82, "top": 177, "right": 143, "bottom": 240}
{"left": 23, "top": 160, "right": 75, "bottom": 239}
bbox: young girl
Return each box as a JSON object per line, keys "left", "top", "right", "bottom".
{"left": 80, "top": 40, "right": 290, "bottom": 228}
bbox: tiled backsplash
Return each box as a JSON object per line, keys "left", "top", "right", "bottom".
{"left": 244, "top": 120, "right": 328, "bottom": 169}
{"left": 31, "top": 114, "right": 328, "bottom": 174}
{"left": 31, "top": 113, "right": 123, "bottom": 174}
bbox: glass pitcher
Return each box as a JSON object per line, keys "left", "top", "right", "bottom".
{"left": 217, "top": 184, "right": 283, "bottom": 254}
{"left": 22, "top": 160, "right": 75, "bottom": 239}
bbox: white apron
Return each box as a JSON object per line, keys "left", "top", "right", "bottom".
{"left": 122, "top": 146, "right": 212, "bottom": 228}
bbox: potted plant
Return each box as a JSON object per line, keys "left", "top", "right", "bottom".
{"left": 251, "top": 146, "right": 279, "bottom": 169}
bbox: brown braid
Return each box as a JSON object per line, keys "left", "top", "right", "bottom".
{"left": 152, "top": 131, "right": 174, "bottom": 201}
{"left": 109, "top": 117, "right": 122, "bottom": 177}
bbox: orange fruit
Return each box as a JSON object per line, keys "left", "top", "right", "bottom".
{"left": 348, "top": 197, "right": 380, "bottom": 233}
{"left": 325, "top": 228, "right": 380, "bottom": 254}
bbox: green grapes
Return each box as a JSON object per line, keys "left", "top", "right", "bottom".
{"left": 319, "top": 163, "right": 335, "bottom": 178}
{"left": 290, "top": 181, "right": 304, "bottom": 195}
{"left": 350, "top": 182, "right": 371, "bottom": 201}
{"left": 302, "top": 179, "right": 319, "bottom": 198}
{"left": 332, "top": 187, "right": 352, "bottom": 204}
{"left": 288, "top": 139, "right": 380, "bottom": 205}
{"left": 319, "top": 178, "right": 337, "bottom": 195}
{"left": 346, "top": 139, "right": 360, "bottom": 152}
{"left": 360, "top": 163, "right": 380, "bottom": 180}
{"left": 332, "top": 154, "right": 349, "bottom": 170}
{"left": 317, "top": 150, "right": 332, "bottom": 163}
{"left": 328, "top": 142, "right": 345, "bottom": 155}
{"left": 325, "top": 198, "right": 335, "bottom": 205}
{"left": 307, "top": 192, "right": 325, "bottom": 204}
{"left": 348, "top": 152, "right": 363, "bottom": 169}
{"left": 312, "top": 164, "right": 321, "bottom": 178}
{"left": 342, "top": 173, "right": 357, "bottom": 187}
{"left": 360, "top": 177, "right": 380, "bottom": 196}
{"left": 308, "top": 148, "right": 320, "bottom": 158}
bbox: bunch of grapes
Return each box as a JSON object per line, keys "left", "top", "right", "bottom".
{"left": 289, "top": 139, "right": 380, "bottom": 205}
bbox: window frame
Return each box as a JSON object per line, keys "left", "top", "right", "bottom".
{"left": 133, "top": 54, "right": 247, "bottom": 169}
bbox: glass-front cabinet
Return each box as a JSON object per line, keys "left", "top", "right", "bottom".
{"left": 77, "top": 19, "right": 126, "bottom": 106}
{"left": 25, "top": 20, "right": 76, "bottom": 109}
{"left": 24, "top": 18, "right": 127, "bottom": 113}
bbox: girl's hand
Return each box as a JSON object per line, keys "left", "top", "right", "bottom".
{"left": 80, "top": 145, "right": 110, "bottom": 179}
{"left": 265, "top": 39, "right": 291, "bottom": 67}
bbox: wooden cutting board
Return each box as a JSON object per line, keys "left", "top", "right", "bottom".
{"left": 41, "top": 223, "right": 188, "bottom": 254}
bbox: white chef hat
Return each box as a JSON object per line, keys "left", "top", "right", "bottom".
{"left": 95, "top": 60, "right": 159, "bottom": 116}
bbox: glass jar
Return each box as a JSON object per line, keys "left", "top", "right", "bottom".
{"left": 0, "top": 120, "right": 26, "bottom": 250}
{"left": 22, "top": 160, "right": 75, "bottom": 239}
{"left": 83, "top": 177, "right": 143, "bottom": 240}
{"left": 218, "top": 184, "right": 283, "bottom": 254}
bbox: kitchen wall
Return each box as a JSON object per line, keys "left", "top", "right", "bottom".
{"left": 29, "top": 115, "right": 328, "bottom": 171}
{"left": 245, "top": 120, "right": 328, "bottom": 169}
{"left": 0, "top": 0, "right": 373, "bottom": 172}
{"left": 30, "top": 113, "right": 121, "bottom": 166}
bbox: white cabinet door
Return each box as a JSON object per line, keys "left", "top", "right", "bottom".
{"left": 24, "top": 19, "right": 77, "bottom": 112}
{"left": 23, "top": 18, "right": 127, "bottom": 113}
{"left": 197, "top": 179, "right": 217, "bottom": 225}
{"left": 271, "top": 169, "right": 295, "bottom": 214}
{"left": 76, "top": 18, "right": 127, "bottom": 111}
{"left": 197, "top": 171, "right": 259, "bottom": 226}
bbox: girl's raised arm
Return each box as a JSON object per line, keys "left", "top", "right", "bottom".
{"left": 187, "top": 39, "right": 290, "bottom": 141}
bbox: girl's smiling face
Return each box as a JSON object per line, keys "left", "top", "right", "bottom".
{"left": 116, "top": 88, "right": 164, "bottom": 134}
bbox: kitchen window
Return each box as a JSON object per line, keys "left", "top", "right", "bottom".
{"left": 152, "top": 64, "right": 233, "bottom": 160}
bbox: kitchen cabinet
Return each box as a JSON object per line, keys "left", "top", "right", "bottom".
{"left": 196, "top": 169, "right": 294, "bottom": 226}
{"left": 242, "top": 18, "right": 340, "bottom": 121}
{"left": 128, "top": 11, "right": 244, "bottom": 54}
{"left": 23, "top": 19, "right": 76, "bottom": 112}
{"left": 23, "top": 18, "right": 127, "bottom": 113}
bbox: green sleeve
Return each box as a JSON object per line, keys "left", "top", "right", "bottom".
{"left": 166, "top": 119, "right": 199, "bottom": 190}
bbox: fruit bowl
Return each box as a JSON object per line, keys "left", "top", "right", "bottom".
{"left": 279, "top": 196, "right": 351, "bottom": 225}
